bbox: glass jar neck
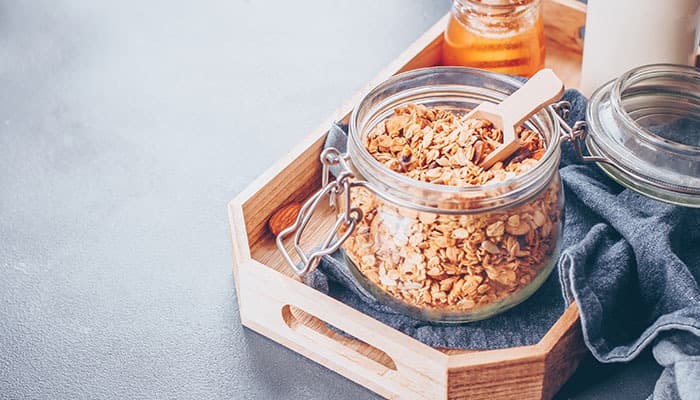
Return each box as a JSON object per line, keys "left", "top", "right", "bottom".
{"left": 610, "top": 64, "right": 700, "bottom": 152}
{"left": 452, "top": 0, "right": 541, "bottom": 36}
{"left": 348, "top": 67, "right": 561, "bottom": 214}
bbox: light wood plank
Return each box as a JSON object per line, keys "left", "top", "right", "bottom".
{"left": 543, "top": 0, "right": 587, "bottom": 55}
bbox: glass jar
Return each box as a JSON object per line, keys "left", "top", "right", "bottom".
{"left": 442, "top": 0, "right": 545, "bottom": 78}
{"left": 278, "top": 67, "right": 565, "bottom": 323}
{"left": 576, "top": 64, "right": 700, "bottom": 207}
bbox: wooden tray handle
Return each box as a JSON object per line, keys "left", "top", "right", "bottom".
{"left": 239, "top": 262, "right": 444, "bottom": 398}
{"left": 281, "top": 304, "right": 398, "bottom": 373}
{"left": 272, "top": 297, "right": 444, "bottom": 399}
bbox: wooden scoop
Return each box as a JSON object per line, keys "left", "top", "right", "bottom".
{"left": 467, "top": 69, "right": 565, "bottom": 169}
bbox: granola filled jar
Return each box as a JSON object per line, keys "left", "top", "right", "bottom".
{"left": 279, "top": 67, "right": 566, "bottom": 323}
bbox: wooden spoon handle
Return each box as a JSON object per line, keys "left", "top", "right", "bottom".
{"left": 497, "top": 69, "right": 565, "bottom": 127}
{"left": 479, "top": 69, "right": 564, "bottom": 170}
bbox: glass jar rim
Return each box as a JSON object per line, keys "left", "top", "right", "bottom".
{"left": 453, "top": 0, "right": 541, "bottom": 19}
{"left": 348, "top": 67, "right": 562, "bottom": 213}
{"left": 455, "top": 0, "right": 540, "bottom": 9}
{"left": 610, "top": 64, "right": 700, "bottom": 156}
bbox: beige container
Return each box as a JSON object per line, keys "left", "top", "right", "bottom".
{"left": 581, "top": 0, "right": 700, "bottom": 96}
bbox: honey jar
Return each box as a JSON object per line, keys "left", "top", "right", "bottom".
{"left": 442, "top": 0, "right": 545, "bottom": 78}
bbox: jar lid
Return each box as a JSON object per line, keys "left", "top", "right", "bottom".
{"left": 585, "top": 64, "right": 700, "bottom": 207}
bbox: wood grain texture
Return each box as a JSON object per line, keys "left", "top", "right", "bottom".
{"left": 229, "top": 1, "right": 587, "bottom": 398}
{"left": 447, "top": 354, "right": 545, "bottom": 400}
{"left": 543, "top": 0, "right": 586, "bottom": 55}
{"left": 235, "top": 256, "right": 449, "bottom": 399}
{"left": 539, "top": 303, "right": 588, "bottom": 400}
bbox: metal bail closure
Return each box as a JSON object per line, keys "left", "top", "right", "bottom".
{"left": 276, "top": 148, "right": 364, "bottom": 277}
{"left": 553, "top": 101, "right": 613, "bottom": 166}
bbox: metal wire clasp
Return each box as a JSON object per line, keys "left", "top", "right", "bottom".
{"left": 276, "top": 147, "right": 364, "bottom": 276}
{"left": 553, "top": 101, "right": 612, "bottom": 165}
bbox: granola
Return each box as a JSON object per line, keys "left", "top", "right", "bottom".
{"left": 364, "top": 103, "right": 546, "bottom": 186}
{"left": 342, "top": 103, "right": 562, "bottom": 312}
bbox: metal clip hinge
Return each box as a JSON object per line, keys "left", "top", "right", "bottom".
{"left": 553, "top": 101, "right": 612, "bottom": 166}
{"left": 276, "top": 147, "right": 363, "bottom": 276}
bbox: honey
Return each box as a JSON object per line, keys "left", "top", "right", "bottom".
{"left": 442, "top": 0, "right": 545, "bottom": 78}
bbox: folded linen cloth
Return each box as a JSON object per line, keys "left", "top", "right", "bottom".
{"left": 305, "top": 89, "right": 700, "bottom": 399}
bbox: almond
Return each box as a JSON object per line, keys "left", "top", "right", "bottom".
{"left": 268, "top": 202, "right": 302, "bottom": 236}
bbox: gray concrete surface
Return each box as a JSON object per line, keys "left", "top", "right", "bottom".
{"left": 0, "top": 1, "right": 659, "bottom": 398}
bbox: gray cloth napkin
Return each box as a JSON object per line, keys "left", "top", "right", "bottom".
{"left": 557, "top": 91, "right": 700, "bottom": 400}
{"left": 306, "top": 89, "right": 700, "bottom": 399}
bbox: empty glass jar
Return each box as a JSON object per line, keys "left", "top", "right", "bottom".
{"left": 583, "top": 64, "right": 700, "bottom": 207}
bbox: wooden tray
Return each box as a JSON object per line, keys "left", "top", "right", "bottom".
{"left": 229, "top": 1, "right": 589, "bottom": 398}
